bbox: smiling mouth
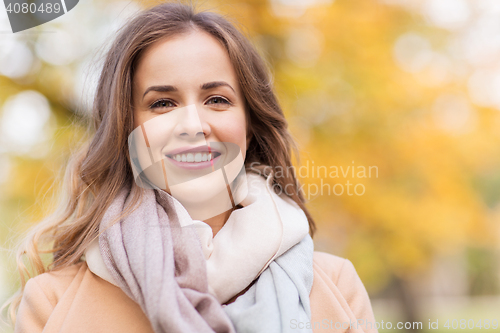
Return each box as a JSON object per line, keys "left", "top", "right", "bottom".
{"left": 166, "top": 151, "right": 222, "bottom": 163}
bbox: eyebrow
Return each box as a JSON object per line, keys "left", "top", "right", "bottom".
{"left": 142, "top": 81, "right": 235, "bottom": 100}
{"left": 142, "top": 85, "right": 177, "bottom": 100}
{"left": 201, "top": 81, "right": 235, "bottom": 93}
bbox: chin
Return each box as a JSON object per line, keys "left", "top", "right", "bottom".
{"left": 170, "top": 174, "right": 229, "bottom": 203}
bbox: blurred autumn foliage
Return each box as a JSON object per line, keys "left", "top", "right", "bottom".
{"left": 2, "top": 0, "right": 500, "bottom": 330}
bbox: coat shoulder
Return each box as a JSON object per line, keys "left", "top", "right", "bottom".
{"left": 310, "top": 251, "right": 378, "bottom": 333}
{"left": 311, "top": 251, "right": 369, "bottom": 307}
{"left": 312, "top": 251, "right": 348, "bottom": 285}
{"left": 16, "top": 260, "right": 155, "bottom": 333}
{"left": 31, "top": 261, "right": 86, "bottom": 307}
{"left": 15, "top": 261, "right": 87, "bottom": 333}
{"left": 34, "top": 260, "right": 85, "bottom": 283}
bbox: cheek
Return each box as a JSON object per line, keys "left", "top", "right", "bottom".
{"left": 133, "top": 109, "right": 148, "bottom": 129}
{"left": 133, "top": 111, "right": 178, "bottom": 164}
{"left": 214, "top": 114, "right": 247, "bottom": 151}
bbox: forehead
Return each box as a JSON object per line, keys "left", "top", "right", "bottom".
{"left": 133, "top": 30, "right": 239, "bottom": 92}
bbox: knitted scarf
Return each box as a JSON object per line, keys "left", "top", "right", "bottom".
{"left": 95, "top": 172, "right": 314, "bottom": 333}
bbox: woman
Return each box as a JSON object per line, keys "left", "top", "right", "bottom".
{"left": 3, "top": 3, "right": 378, "bottom": 333}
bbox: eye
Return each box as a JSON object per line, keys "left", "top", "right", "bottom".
{"left": 206, "top": 96, "right": 232, "bottom": 106}
{"left": 150, "top": 99, "right": 176, "bottom": 110}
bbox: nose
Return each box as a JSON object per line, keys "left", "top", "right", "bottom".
{"left": 173, "top": 104, "right": 211, "bottom": 141}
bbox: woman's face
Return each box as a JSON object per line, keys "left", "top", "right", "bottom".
{"left": 131, "top": 29, "right": 250, "bottom": 210}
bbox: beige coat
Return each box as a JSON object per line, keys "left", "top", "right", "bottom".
{"left": 15, "top": 251, "right": 378, "bottom": 333}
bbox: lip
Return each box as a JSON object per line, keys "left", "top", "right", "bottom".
{"left": 165, "top": 145, "right": 221, "bottom": 156}
{"left": 164, "top": 145, "right": 222, "bottom": 170}
{"left": 166, "top": 153, "right": 221, "bottom": 170}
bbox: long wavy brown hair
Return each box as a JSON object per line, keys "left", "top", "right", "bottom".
{"left": 1, "top": 2, "right": 316, "bottom": 327}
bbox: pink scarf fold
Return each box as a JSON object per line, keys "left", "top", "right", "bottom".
{"left": 99, "top": 187, "right": 235, "bottom": 333}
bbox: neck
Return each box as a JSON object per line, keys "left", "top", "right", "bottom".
{"left": 171, "top": 183, "right": 240, "bottom": 236}
{"left": 204, "top": 207, "right": 234, "bottom": 237}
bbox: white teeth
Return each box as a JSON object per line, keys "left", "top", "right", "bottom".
{"left": 172, "top": 152, "right": 216, "bottom": 163}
